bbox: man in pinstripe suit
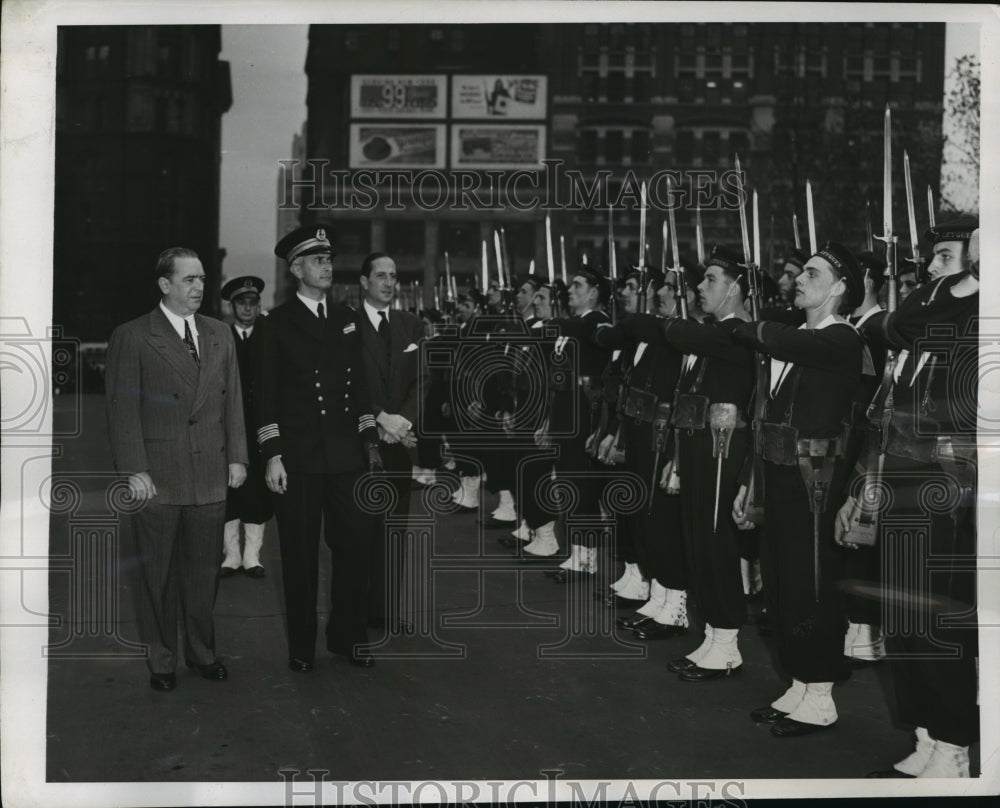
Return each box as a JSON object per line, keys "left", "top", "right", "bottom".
{"left": 105, "top": 247, "right": 248, "bottom": 692}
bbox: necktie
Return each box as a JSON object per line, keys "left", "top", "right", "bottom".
{"left": 378, "top": 311, "right": 391, "bottom": 358}
{"left": 317, "top": 302, "right": 326, "bottom": 321}
{"left": 241, "top": 330, "right": 249, "bottom": 341}
{"left": 183, "top": 319, "right": 199, "bottom": 365}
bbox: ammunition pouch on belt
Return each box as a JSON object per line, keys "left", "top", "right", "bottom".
{"left": 652, "top": 402, "right": 673, "bottom": 454}
{"left": 709, "top": 403, "right": 744, "bottom": 459}
{"left": 760, "top": 422, "right": 800, "bottom": 466}
{"left": 672, "top": 393, "right": 709, "bottom": 430}
{"left": 623, "top": 387, "right": 659, "bottom": 423}
{"left": 885, "top": 407, "right": 940, "bottom": 465}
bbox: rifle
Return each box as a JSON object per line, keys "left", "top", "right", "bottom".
{"left": 636, "top": 181, "right": 649, "bottom": 315}
{"left": 865, "top": 200, "right": 874, "bottom": 254}
{"left": 846, "top": 105, "right": 900, "bottom": 547}
{"left": 661, "top": 175, "right": 686, "bottom": 496}
{"left": 805, "top": 179, "right": 818, "bottom": 255}
{"left": 903, "top": 150, "right": 925, "bottom": 280}
{"left": 608, "top": 204, "right": 618, "bottom": 324}
{"left": 735, "top": 154, "right": 767, "bottom": 528}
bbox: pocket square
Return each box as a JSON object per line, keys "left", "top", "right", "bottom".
{"left": 404, "top": 343, "right": 418, "bottom": 353}
{"left": 343, "top": 323, "right": 356, "bottom": 334}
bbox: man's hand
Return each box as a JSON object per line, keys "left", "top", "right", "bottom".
{"left": 732, "top": 484, "right": 755, "bottom": 530}
{"left": 597, "top": 433, "right": 619, "bottom": 465}
{"left": 228, "top": 463, "right": 247, "bottom": 488}
{"left": 835, "top": 495, "right": 858, "bottom": 547}
{"left": 266, "top": 456, "right": 288, "bottom": 494}
{"left": 400, "top": 431, "right": 418, "bottom": 449}
{"left": 378, "top": 424, "right": 399, "bottom": 444}
{"left": 584, "top": 432, "right": 596, "bottom": 454}
{"left": 127, "top": 472, "right": 157, "bottom": 502}
{"left": 377, "top": 411, "right": 411, "bottom": 442}
{"left": 366, "top": 444, "right": 385, "bottom": 473}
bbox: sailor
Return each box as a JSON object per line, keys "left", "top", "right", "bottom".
{"left": 731, "top": 241, "right": 865, "bottom": 736}
{"left": 655, "top": 246, "right": 756, "bottom": 679}
{"left": 839, "top": 218, "right": 979, "bottom": 777}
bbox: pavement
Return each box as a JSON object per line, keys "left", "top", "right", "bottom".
{"left": 41, "top": 395, "right": 974, "bottom": 783}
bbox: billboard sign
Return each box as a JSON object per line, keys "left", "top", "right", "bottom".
{"left": 350, "top": 75, "right": 447, "bottom": 118}
{"left": 451, "top": 75, "right": 547, "bottom": 119}
{"left": 349, "top": 123, "right": 447, "bottom": 168}
{"left": 450, "top": 125, "right": 546, "bottom": 169}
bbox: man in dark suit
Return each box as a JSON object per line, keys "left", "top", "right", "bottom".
{"left": 356, "top": 252, "right": 427, "bottom": 632}
{"left": 220, "top": 275, "right": 273, "bottom": 579}
{"left": 255, "top": 224, "right": 383, "bottom": 672}
{"left": 105, "top": 247, "right": 248, "bottom": 691}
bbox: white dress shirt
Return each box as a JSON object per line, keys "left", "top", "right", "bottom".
{"left": 296, "top": 292, "right": 325, "bottom": 317}
{"left": 159, "top": 301, "right": 198, "bottom": 353}
{"left": 363, "top": 299, "right": 391, "bottom": 332}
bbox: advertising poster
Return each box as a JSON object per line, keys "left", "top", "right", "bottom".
{"left": 350, "top": 74, "right": 447, "bottom": 118}
{"left": 451, "top": 75, "right": 547, "bottom": 119}
{"left": 349, "top": 123, "right": 447, "bottom": 168}
{"left": 450, "top": 124, "right": 546, "bottom": 169}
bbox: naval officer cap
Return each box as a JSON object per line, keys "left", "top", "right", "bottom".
{"left": 275, "top": 224, "right": 336, "bottom": 263}
{"left": 221, "top": 275, "right": 265, "bottom": 302}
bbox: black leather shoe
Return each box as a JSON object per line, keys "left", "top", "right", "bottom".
{"left": 219, "top": 567, "right": 237, "bottom": 578}
{"left": 678, "top": 662, "right": 743, "bottom": 681}
{"left": 288, "top": 657, "right": 314, "bottom": 673}
{"left": 244, "top": 565, "right": 265, "bottom": 579}
{"left": 633, "top": 622, "right": 688, "bottom": 640}
{"left": 866, "top": 769, "right": 915, "bottom": 779}
{"left": 617, "top": 613, "right": 654, "bottom": 630}
{"left": 750, "top": 706, "right": 788, "bottom": 723}
{"left": 149, "top": 672, "right": 176, "bottom": 691}
{"left": 770, "top": 717, "right": 835, "bottom": 738}
{"left": 605, "top": 594, "right": 648, "bottom": 609}
{"left": 667, "top": 656, "right": 697, "bottom": 674}
{"left": 186, "top": 660, "right": 228, "bottom": 681}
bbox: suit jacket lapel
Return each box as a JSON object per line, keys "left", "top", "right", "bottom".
{"left": 146, "top": 307, "right": 199, "bottom": 389}
{"left": 191, "top": 315, "right": 222, "bottom": 413}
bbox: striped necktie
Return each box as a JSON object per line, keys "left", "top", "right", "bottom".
{"left": 183, "top": 319, "right": 199, "bottom": 365}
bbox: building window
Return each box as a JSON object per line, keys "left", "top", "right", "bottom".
{"left": 580, "top": 129, "right": 598, "bottom": 164}
{"left": 584, "top": 23, "right": 600, "bottom": 52}
{"left": 430, "top": 28, "right": 443, "bottom": 41}
{"left": 679, "top": 77, "right": 694, "bottom": 103}
{"left": 337, "top": 220, "right": 371, "bottom": 255}
{"left": 127, "top": 86, "right": 157, "bottom": 132}
{"left": 605, "top": 130, "right": 624, "bottom": 164}
{"left": 631, "top": 129, "right": 651, "bottom": 164}
{"left": 345, "top": 31, "right": 358, "bottom": 50}
{"left": 442, "top": 222, "right": 478, "bottom": 258}
{"left": 732, "top": 79, "right": 747, "bottom": 105}
{"left": 705, "top": 80, "right": 720, "bottom": 105}
{"left": 634, "top": 73, "right": 650, "bottom": 103}
{"left": 675, "top": 130, "right": 694, "bottom": 163}
{"left": 127, "top": 27, "right": 157, "bottom": 76}
{"left": 450, "top": 29, "right": 463, "bottom": 52}
{"left": 388, "top": 29, "right": 401, "bottom": 51}
{"left": 608, "top": 71, "right": 626, "bottom": 102}
{"left": 582, "top": 73, "right": 599, "bottom": 102}
{"left": 385, "top": 220, "right": 424, "bottom": 256}
{"left": 701, "top": 131, "right": 721, "bottom": 165}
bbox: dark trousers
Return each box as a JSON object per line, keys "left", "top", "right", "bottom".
{"left": 762, "top": 462, "right": 848, "bottom": 683}
{"left": 367, "top": 442, "right": 413, "bottom": 628}
{"left": 881, "top": 455, "right": 979, "bottom": 746}
{"left": 678, "top": 429, "right": 747, "bottom": 629}
{"left": 622, "top": 420, "right": 685, "bottom": 590}
{"left": 521, "top": 436, "right": 602, "bottom": 533}
{"left": 273, "top": 470, "right": 374, "bottom": 662}
{"left": 131, "top": 500, "right": 226, "bottom": 674}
